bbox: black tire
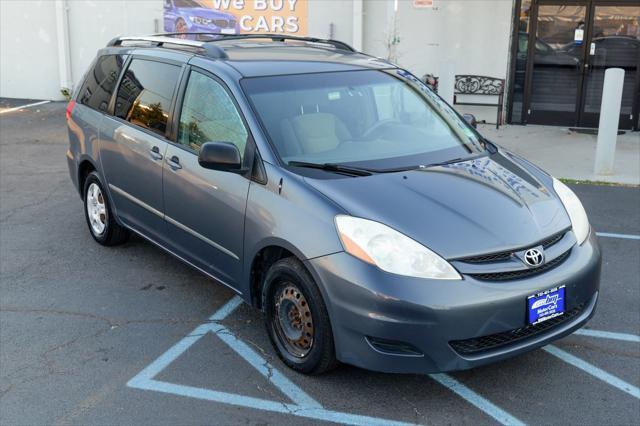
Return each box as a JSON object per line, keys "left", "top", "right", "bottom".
{"left": 83, "top": 171, "right": 129, "bottom": 246}
{"left": 262, "top": 257, "right": 338, "bottom": 375}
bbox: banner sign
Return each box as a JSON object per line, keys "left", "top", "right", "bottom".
{"left": 163, "top": 0, "right": 308, "bottom": 36}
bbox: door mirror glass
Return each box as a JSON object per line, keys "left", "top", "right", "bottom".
{"left": 198, "top": 141, "right": 242, "bottom": 171}
{"left": 462, "top": 113, "right": 478, "bottom": 128}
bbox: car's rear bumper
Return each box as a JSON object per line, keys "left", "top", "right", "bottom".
{"left": 305, "top": 230, "right": 601, "bottom": 374}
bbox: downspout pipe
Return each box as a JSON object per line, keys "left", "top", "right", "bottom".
{"left": 352, "top": 0, "right": 363, "bottom": 51}
{"left": 55, "top": 0, "right": 72, "bottom": 98}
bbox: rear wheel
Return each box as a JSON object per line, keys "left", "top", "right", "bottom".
{"left": 83, "top": 171, "right": 129, "bottom": 246}
{"left": 263, "top": 257, "right": 337, "bottom": 375}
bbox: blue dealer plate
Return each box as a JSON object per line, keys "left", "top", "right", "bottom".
{"left": 527, "top": 286, "right": 565, "bottom": 325}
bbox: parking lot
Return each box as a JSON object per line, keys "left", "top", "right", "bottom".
{"left": 1, "top": 100, "right": 638, "bottom": 425}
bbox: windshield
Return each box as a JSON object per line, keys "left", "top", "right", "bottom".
{"left": 241, "top": 69, "right": 486, "bottom": 171}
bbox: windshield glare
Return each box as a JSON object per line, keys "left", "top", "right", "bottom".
{"left": 241, "top": 70, "right": 485, "bottom": 171}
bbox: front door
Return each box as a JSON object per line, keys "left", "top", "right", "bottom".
{"left": 162, "top": 68, "right": 252, "bottom": 287}
{"left": 524, "top": 1, "right": 639, "bottom": 129}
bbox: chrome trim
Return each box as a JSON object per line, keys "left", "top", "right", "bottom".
{"left": 123, "top": 224, "right": 242, "bottom": 296}
{"left": 108, "top": 183, "right": 239, "bottom": 261}
{"left": 165, "top": 214, "right": 239, "bottom": 260}
{"left": 108, "top": 184, "right": 163, "bottom": 218}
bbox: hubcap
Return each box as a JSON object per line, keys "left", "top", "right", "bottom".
{"left": 86, "top": 183, "right": 106, "bottom": 235}
{"left": 274, "top": 284, "right": 314, "bottom": 358}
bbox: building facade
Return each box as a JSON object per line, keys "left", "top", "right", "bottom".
{"left": 1, "top": 0, "right": 638, "bottom": 129}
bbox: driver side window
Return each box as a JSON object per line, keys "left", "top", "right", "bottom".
{"left": 178, "top": 71, "right": 248, "bottom": 159}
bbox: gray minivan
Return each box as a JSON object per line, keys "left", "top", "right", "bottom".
{"left": 66, "top": 34, "right": 601, "bottom": 375}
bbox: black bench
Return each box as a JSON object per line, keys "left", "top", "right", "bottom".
{"left": 453, "top": 75, "right": 505, "bottom": 129}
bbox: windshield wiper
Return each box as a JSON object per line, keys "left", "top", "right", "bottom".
{"left": 287, "top": 161, "right": 374, "bottom": 176}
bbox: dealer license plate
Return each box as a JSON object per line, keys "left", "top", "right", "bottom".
{"left": 527, "top": 286, "right": 565, "bottom": 325}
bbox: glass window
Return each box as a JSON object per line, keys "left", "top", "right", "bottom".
{"left": 114, "top": 59, "right": 181, "bottom": 137}
{"left": 78, "top": 54, "right": 126, "bottom": 112}
{"left": 177, "top": 71, "right": 248, "bottom": 159}
{"left": 241, "top": 70, "right": 484, "bottom": 171}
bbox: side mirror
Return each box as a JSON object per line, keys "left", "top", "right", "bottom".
{"left": 462, "top": 113, "right": 478, "bottom": 129}
{"left": 198, "top": 141, "right": 242, "bottom": 171}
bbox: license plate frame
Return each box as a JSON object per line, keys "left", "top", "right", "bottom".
{"left": 527, "top": 285, "right": 566, "bottom": 325}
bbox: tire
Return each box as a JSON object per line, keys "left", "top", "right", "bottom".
{"left": 262, "top": 257, "right": 338, "bottom": 375}
{"left": 83, "top": 171, "right": 129, "bottom": 246}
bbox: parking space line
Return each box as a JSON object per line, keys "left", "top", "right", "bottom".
{"left": 574, "top": 329, "right": 640, "bottom": 343}
{"left": 429, "top": 374, "right": 525, "bottom": 426}
{"left": 596, "top": 232, "right": 640, "bottom": 240}
{"left": 127, "top": 296, "right": 415, "bottom": 425}
{"left": 0, "top": 100, "right": 50, "bottom": 114}
{"left": 126, "top": 295, "right": 528, "bottom": 426}
{"left": 544, "top": 345, "right": 640, "bottom": 399}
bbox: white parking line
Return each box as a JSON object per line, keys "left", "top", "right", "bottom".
{"left": 574, "top": 329, "right": 640, "bottom": 343}
{"left": 596, "top": 232, "right": 640, "bottom": 241}
{"left": 127, "top": 296, "right": 525, "bottom": 426}
{"left": 544, "top": 345, "right": 640, "bottom": 400}
{"left": 127, "top": 296, "right": 415, "bottom": 426}
{"left": 429, "top": 374, "right": 525, "bottom": 426}
{"left": 0, "top": 100, "right": 50, "bottom": 114}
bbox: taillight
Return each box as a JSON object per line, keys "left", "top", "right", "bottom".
{"left": 66, "top": 100, "right": 76, "bottom": 121}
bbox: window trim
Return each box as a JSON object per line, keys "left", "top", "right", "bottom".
{"left": 109, "top": 56, "right": 186, "bottom": 142}
{"left": 170, "top": 65, "right": 257, "bottom": 178}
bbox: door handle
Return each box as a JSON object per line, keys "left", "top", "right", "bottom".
{"left": 166, "top": 155, "right": 182, "bottom": 170}
{"left": 150, "top": 146, "right": 163, "bottom": 161}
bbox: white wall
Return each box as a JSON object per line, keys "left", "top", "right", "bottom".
{"left": 0, "top": 0, "right": 161, "bottom": 101}
{"left": 363, "top": 0, "right": 515, "bottom": 123}
{"left": 1, "top": 0, "right": 62, "bottom": 100}
{"left": 307, "top": 0, "right": 355, "bottom": 43}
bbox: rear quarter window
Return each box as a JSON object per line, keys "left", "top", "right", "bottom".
{"left": 78, "top": 54, "right": 127, "bottom": 112}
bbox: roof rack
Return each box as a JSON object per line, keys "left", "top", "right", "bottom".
{"left": 152, "top": 33, "right": 357, "bottom": 52}
{"left": 106, "top": 35, "right": 228, "bottom": 59}
{"left": 106, "top": 33, "right": 357, "bottom": 60}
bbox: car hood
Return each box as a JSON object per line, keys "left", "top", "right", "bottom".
{"left": 303, "top": 153, "right": 571, "bottom": 259}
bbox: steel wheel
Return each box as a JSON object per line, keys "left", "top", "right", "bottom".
{"left": 273, "top": 283, "right": 314, "bottom": 358}
{"left": 86, "top": 182, "right": 106, "bottom": 236}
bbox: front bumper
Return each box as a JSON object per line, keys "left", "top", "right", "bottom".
{"left": 305, "top": 230, "right": 601, "bottom": 374}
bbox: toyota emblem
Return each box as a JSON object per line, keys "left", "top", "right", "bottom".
{"left": 523, "top": 248, "right": 544, "bottom": 267}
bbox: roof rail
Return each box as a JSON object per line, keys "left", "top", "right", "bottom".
{"left": 106, "top": 35, "right": 228, "bottom": 59}
{"left": 151, "top": 32, "right": 357, "bottom": 52}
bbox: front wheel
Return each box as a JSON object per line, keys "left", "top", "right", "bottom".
{"left": 263, "top": 257, "right": 337, "bottom": 375}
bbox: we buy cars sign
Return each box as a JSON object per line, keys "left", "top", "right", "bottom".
{"left": 204, "top": 0, "right": 308, "bottom": 35}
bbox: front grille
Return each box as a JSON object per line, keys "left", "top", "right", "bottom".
{"left": 460, "top": 230, "right": 567, "bottom": 264}
{"left": 450, "top": 303, "right": 585, "bottom": 356}
{"left": 469, "top": 250, "right": 570, "bottom": 281}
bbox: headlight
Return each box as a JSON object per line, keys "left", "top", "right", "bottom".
{"left": 553, "top": 178, "right": 590, "bottom": 245}
{"left": 334, "top": 215, "right": 461, "bottom": 280}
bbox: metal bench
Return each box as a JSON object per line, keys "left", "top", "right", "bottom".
{"left": 453, "top": 75, "right": 505, "bottom": 129}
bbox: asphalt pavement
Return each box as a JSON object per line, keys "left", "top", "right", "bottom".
{"left": 1, "top": 100, "right": 639, "bottom": 425}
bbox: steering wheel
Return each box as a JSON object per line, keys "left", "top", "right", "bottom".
{"left": 361, "top": 119, "right": 403, "bottom": 140}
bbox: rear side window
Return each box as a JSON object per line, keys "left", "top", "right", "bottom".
{"left": 114, "top": 59, "right": 181, "bottom": 137}
{"left": 78, "top": 54, "right": 126, "bottom": 112}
